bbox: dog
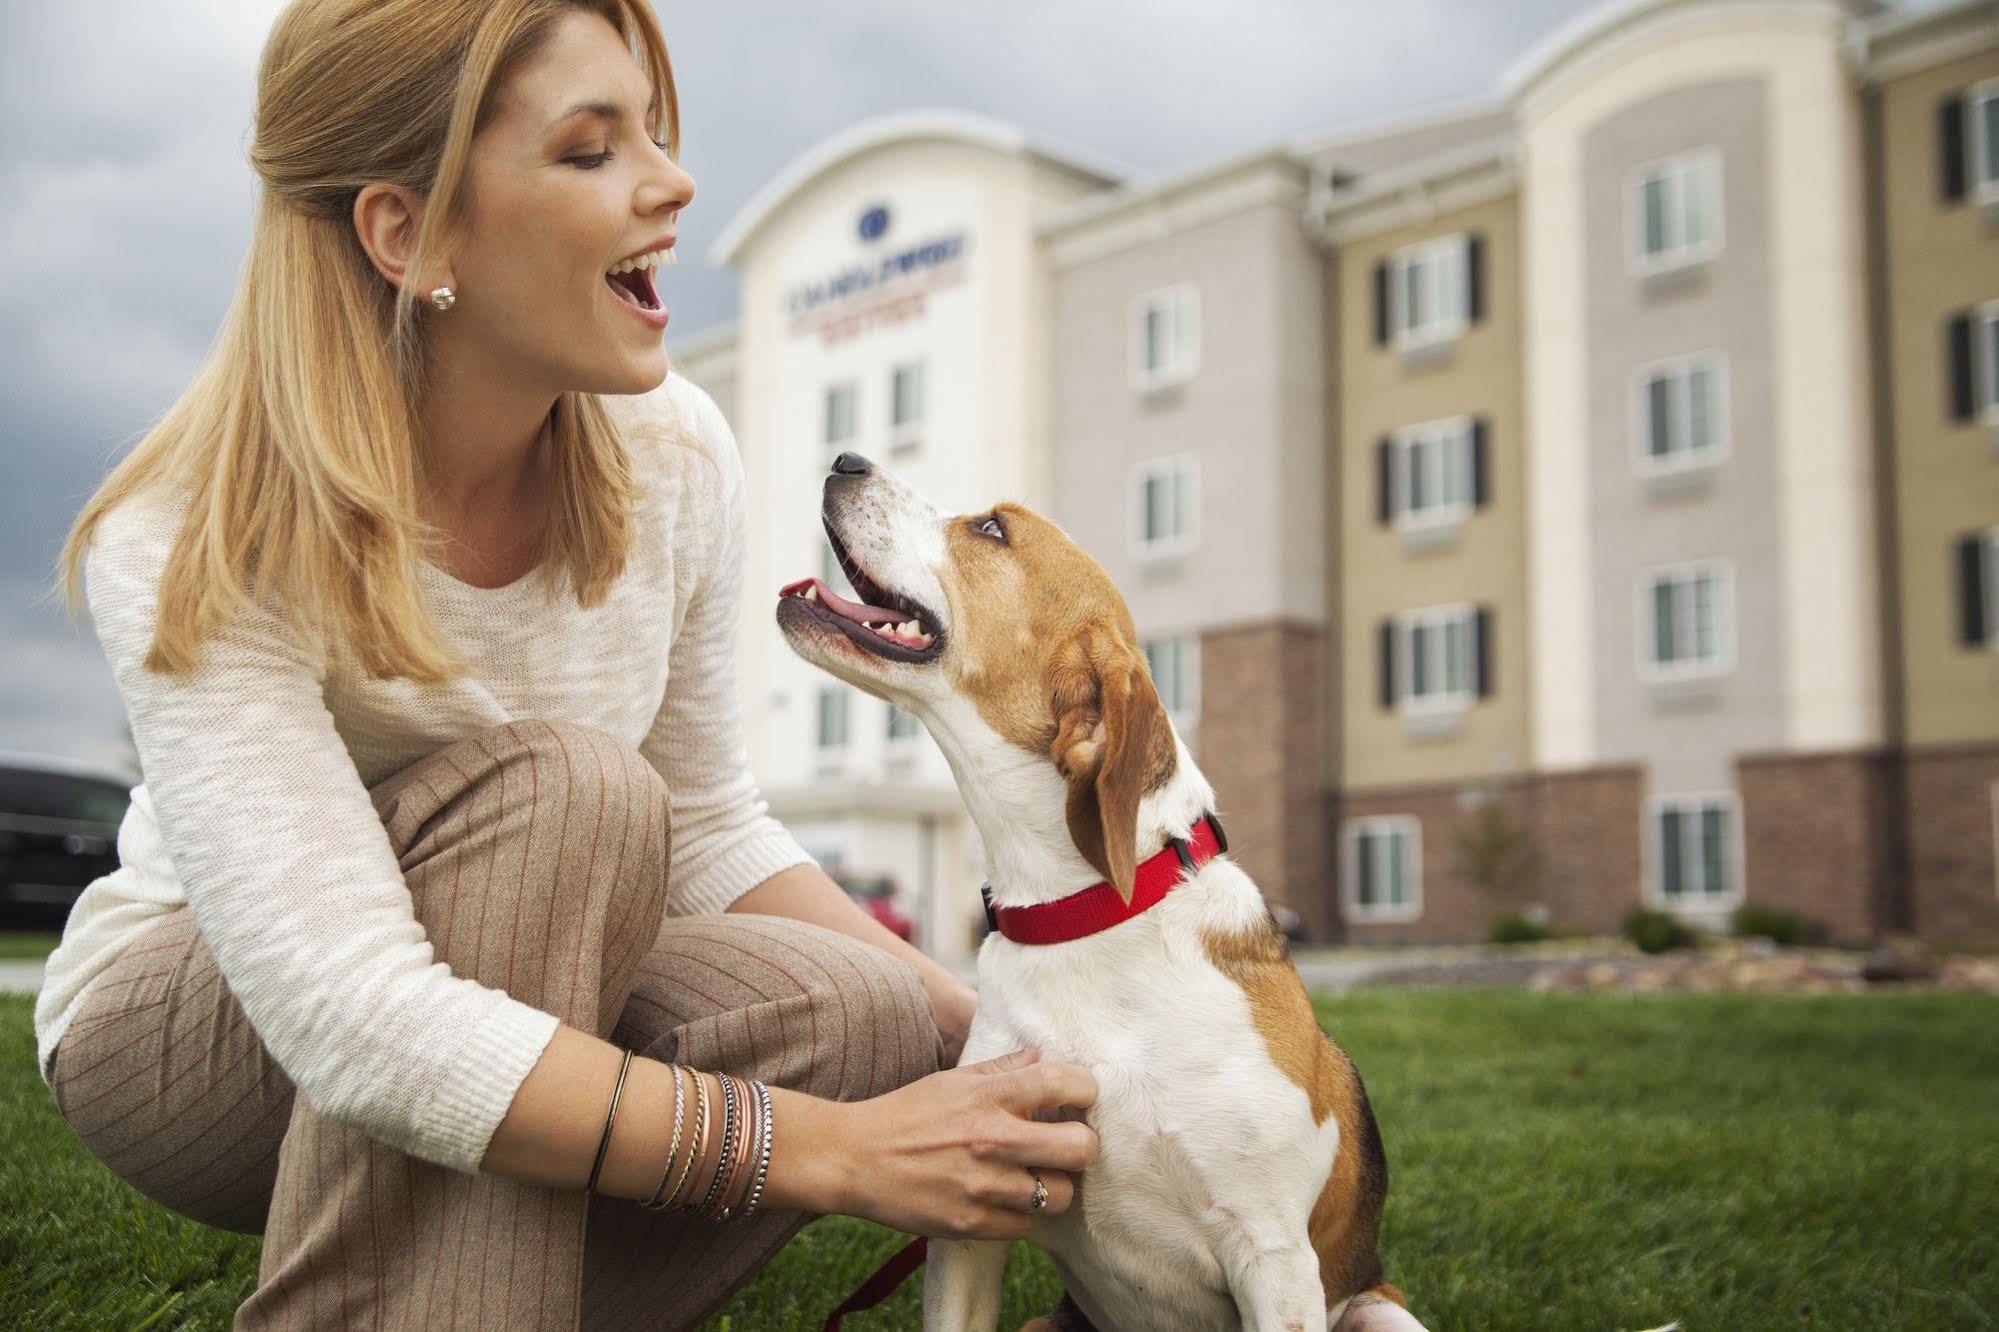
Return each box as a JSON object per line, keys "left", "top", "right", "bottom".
{"left": 776, "top": 451, "right": 1426, "bottom": 1332}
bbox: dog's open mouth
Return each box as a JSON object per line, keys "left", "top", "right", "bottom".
{"left": 778, "top": 520, "right": 945, "bottom": 663}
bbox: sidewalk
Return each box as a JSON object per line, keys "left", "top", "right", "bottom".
{"left": 0, "top": 959, "right": 45, "bottom": 995}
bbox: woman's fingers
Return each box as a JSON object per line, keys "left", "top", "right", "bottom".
{"left": 973, "top": 1165, "right": 1076, "bottom": 1215}
{"left": 961, "top": 1046, "right": 1040, "bottom": 1077}
{"left": 997, "top": 1058, "right": 1099, "bottom": 1117}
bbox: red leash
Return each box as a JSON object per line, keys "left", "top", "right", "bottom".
{"left": 823, "top": 1236, "right": 928, "bottom": 1329}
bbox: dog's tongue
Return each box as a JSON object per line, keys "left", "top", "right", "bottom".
{"left": 777, "top": 577, "right": 903, "bottom": 625}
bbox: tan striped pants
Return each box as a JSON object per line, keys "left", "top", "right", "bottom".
{"left": 46, "top": 719, "right": 945, "bottom": 1329}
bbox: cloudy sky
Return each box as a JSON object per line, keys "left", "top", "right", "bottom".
{"left": 0, "top": 0, "right": 1934, "bottom": 776}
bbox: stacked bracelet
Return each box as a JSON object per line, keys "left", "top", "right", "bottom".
{"left": 699, "top": 1071, "right": 738, "bottom": 1217}
{"left": 585, "top": 1048, "right": 634, "bottom": 1196}
{"left": 743, "top": 1079, "right": 773, "bottom": 1217}
{"left": 594, "top": 1060, "right": 775, "bottom": 1222}
{"left": 641, "top": 1064, "right": 685, "bottom": 1210}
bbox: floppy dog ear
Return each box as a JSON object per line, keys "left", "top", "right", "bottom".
{"left": 1048, "top": 629, "right": 1173, "bottom": 901}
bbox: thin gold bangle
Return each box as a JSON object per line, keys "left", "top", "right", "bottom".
{"left": 666, "top": 1069, "right": 709, "bottom": 1209}
{"left": 641, "top": 1064, "right": 685, "bottom": 1210}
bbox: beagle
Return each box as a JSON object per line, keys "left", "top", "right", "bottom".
{"left": 776, "top": 452, "right": 1425, "bottom": 1332}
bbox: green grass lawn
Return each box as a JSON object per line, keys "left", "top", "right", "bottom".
{"left": 3, "top": 988, "right": 1994, "bottom": 1330}
{"left": 0, "top": 931, "right": 61, "bottom": 961}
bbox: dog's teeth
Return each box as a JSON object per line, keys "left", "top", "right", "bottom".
{"left": 804, "top": 585, "right": 818, "bottom": 601}
{"left": 915, "top": 633, "right": 933, "bottom": 647}
{"left": 875, "top": 624, "right": 894, "bottom": 636}
{"left": 898, "top": 620, "right": 917, "bottom": 635}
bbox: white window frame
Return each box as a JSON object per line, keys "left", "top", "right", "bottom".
{"left": 1975, "top": 300, "right": 1999, "bottom": 426}
{"left": 1388, "top": 235, "right": 1468, "bottom": 351}
{"left": 816, "top": 686, "right": 850, "bottom": 751}
{"left": 1141, "top": 632, "right": 1201, "bottom": 736}
{"left": 1972, "top": 78, "right": 1999, "bottom": 204}
{"left": 1390, "top": 415, "right": 1476, "bottom": 529}
{"left": 1129, "top": 283, "right": 1201, "bottom": 393}
{"left": 885, "top": 702, "right": 922, "bottom": 747}
{"left": 1393, "top": 602, "right": 1479, "bottom": 715}
{"left": 1628, "top": 147, "right": 1723, "bottom": 276}
{"left": 1343, "top": 815, "right": 1423, "bottom": 923}
{"left": 1636, "top": 558, "right": 1736, "bottom": 683}
{"left": 1643, "top": 791, "right": 1745, "bottom": 910}
{"left": 824, "top": 381, "right": 858, "bottom": 450}
{"left": 1128, "top": 454, "right": 1201, "bottom": 560}
{"left": 890, "top": 360, "right": 926, "bottom": 453}
{"left": 1632, "top": 351, "right": 1731, "bottom": 476}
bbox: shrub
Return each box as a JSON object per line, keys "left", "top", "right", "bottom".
{"left": 1623, "top": 907, "right": 1695, "bottom": 954}
{"left": 1732, "top": 904, "right": 1817, "bottom": 946}
{"left": 1489, "top": 912, "right": 1552, "bottom": 944}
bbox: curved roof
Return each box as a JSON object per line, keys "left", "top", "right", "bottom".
{"left": 708, "top": 109, "right": 1128, "bottom": 267}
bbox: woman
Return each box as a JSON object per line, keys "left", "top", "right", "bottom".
{"left": 34, "top": 1, "right": 1098, "bottom": 1326}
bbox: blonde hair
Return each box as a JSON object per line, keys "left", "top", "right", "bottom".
{"left": 48, "top": 0, "right": 681, "bottom": 683}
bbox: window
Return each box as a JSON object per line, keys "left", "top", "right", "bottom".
{"left": 1630, "top": 149, "right": 1722, "bottom": 274}
{"left": 1387, "top": 236, "right": 1468, "bottom": 348}
{"left": 820, "top": 543, "right": 851, "bottom": 598}
{"left": 890, "top": 361, "right": 926, "bottom": 452}
{"left": 1957, "top": 528, "right": 1999, "bottom": 649}
{"left": 1973, "top": 80, "right": 1999, "bottom": 202}
{"left": 1141, "top": 633, "right": 1201, "bottom": 731}
{"left": 824, "top": 382, "right": 857, "bottom": 449}
{"left": 816, "top": 687, "right": 849, "bottom": 749}
{"left": 886, "top": 705, "right": 922, "bottom": 743}
{"left": 1344, "top": 816, "right": 1421, "bottom": 922}
{"left": 1647, "top": 793, "right": 1741, "bottom": 907}
{"left": 1129, "top": 455, "right": 1200, "bottom": 559}
{"left": 1635, "top": 353, "right": 1729, "bottom": 472}
{"left": 1129, "top": 284, "right": 1201, "bottom": 392}
{"left": 1950, "top": 302, "right": 1999, "bottom": 425}
{"left": 1640, "top": 560, "right": 1734, "bottom": 680}
{"left": 1384, "top": 604, "right": 1490, "bottom": 713}
{"left": 1383, "top": 416, "right": 1482, "bottom": 527}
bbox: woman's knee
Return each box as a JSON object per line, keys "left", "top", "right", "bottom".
{"left": 797, "top": 926, "right": 942, "bottom": 1100}
{"left": 494, "top": 719, "right": 672, "bottom": 868}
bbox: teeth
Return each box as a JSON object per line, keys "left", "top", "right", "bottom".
{"left": 916, "top": 633, "right": 933, "bottom": 647}
{"left": 898, "top": 620, "right": 917, "bottom": 635}
{"left": 606, "top": 247, "right": 673, "bottom": 276}
{"left": 803, "top": 585, "right": 817, "bottom": 601}
{"left": 874, "top": 624, "right": 894, "bottom": 636}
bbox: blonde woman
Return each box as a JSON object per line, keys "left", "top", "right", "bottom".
{"left": 34, "top": 2, "right": 1099, "bottom": 1326}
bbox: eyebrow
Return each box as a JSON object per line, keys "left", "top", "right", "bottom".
{"left": 547, "top": 90, "right": 660, "bottom": 133}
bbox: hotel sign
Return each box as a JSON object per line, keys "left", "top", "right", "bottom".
{"left": 784, "top": 215, "right": 972, "bottom": 344}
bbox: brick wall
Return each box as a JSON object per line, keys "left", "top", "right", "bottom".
{"left": 1197, "top": 620, "right": 1333, "bottom": 937}
{"left": 1905, "top": 742, "right": 1999, "bottom": 949}
{"left": 1737, "top": 748, "right": 1906, "bottom": 943}
{"left": 1332, "top": 765, "right": 1643, "bottom": 943}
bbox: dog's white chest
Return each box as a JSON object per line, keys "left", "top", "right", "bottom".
{"left": 972, "top": 908, "right": 1340, "bottom": 1330}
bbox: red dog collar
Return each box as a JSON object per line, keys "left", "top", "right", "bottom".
{"left": 981, "top": 813, "right": 1228, "bottom": 945}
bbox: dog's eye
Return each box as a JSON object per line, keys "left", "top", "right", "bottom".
{"left": 977, "top": 515, "right": 1006, "bottom": 542}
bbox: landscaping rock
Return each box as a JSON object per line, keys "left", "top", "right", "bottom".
{"left": 1861, "top": 935, "right": 1936, "bottom": 984}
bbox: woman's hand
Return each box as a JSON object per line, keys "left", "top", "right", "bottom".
{"left": 818, "top": 1048, "right": 1098, "bottom": 1240}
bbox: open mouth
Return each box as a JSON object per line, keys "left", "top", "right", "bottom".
{"left": 778, "top": 520, "right": 945, "bottom": 663}
{"left": 605, "top": 265, "right": 662, "bottom": 312}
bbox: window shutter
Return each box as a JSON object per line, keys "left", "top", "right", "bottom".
{"left": 1466, "top": 233, "right": 1487, "bottom": 324}
{"left": 1947, "top": 314, "right": 1975, "bottom": 423}
{"left": 1939, "top": 94, "right": 1967, "bottom": 204}
{"left": 1474, "top": 606, "right": 1494, "bottom": 697}
{"left": 1960, "top": 535, "right": 1988, "bottom": 647}
{"left": 1376, "top": 436, "right": 1394, "bottom": 524}
{"left": 1471, "top": 418, "right": 1490, "bottom": 508}
{"left": 1378, "top": 619, "right": 1396, "bottom": 709}
{"left": 1373, "top": 260, "right": 1390, "bottom": 346}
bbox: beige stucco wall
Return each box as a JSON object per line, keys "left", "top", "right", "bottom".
{"left": 1336, "top": 191, "right": 1531, "bottom": 792}
{"left": 1878, "top": 45, "right": 1999, "bottom": 746}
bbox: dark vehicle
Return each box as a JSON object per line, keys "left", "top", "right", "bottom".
{"left": 0, "top": 754, "right": 133, "bottom": 927}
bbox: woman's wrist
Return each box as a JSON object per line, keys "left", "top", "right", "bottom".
{"left": 759, "top": 1086, "right": 860, "bottom": 1215}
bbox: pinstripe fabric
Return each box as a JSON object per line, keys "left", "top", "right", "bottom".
{"left": 47, "top": 719, "right": 944, "bottom": 1329}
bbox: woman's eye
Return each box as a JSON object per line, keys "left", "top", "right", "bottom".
{"left": 977, "top": 516, "right": 1005, "bottom": 541}
{"left": 568, "top": 139, "right": 671, "bottom": 170}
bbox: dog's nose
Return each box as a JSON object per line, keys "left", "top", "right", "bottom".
{"left": 830, "top": 452, "right": 872, "bottom": 477}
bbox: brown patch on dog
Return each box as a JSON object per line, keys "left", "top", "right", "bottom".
{"left": 1202, "top": 918, "right": 1394, "bottom": 1309}
{"left": 937, "top": 503, "right": 1177, "bottom": 897}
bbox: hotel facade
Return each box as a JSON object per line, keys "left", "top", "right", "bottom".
{"left": 674, "top": 0, "right": 1999, "bottom": 963}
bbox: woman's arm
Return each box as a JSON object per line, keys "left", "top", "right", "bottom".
{"left": 728, "top": 862, "right": 979, "bottom": 1064}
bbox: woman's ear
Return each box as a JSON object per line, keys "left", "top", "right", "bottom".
{"left": 1047, "top": 629, "right": 1174, "bottom": 901}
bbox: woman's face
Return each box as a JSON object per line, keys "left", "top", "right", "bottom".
{"left": 443, "top": 9, "right": 695, "bottom": 397}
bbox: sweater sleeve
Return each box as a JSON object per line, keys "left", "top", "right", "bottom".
{"left": 639, "top": 380, "right": 817, "bottom": 916}
{"left": 84, "top": 500, "right": 561, "bottom": 1176}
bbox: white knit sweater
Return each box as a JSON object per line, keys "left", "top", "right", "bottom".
{"left": 32, "top": 372, "right": 815, "bottom": 1175}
